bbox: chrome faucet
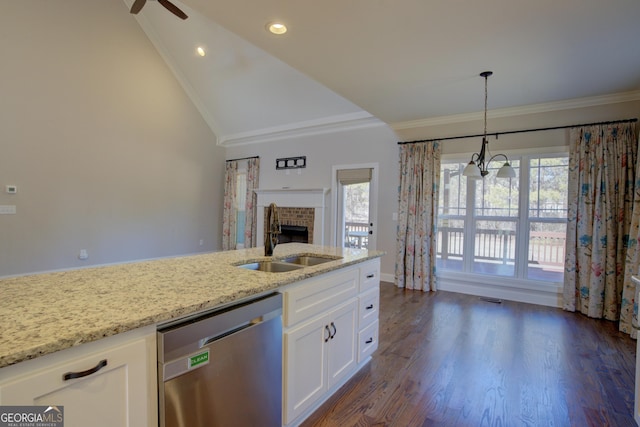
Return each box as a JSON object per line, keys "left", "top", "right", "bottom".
{"left": 265, "top": 202, "right": 281, "bottom": 256}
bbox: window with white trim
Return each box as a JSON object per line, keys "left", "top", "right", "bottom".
{"left": 235, "top": 170, "right": 247, "bottom": 248}
{"left": 437, "top": 154, "right": 568, "bottom": 283}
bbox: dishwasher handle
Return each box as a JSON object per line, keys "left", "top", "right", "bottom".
{"left": 199, "top": 317, "right": 261, "bottom": 348}
{"left": 158, "top": 293, "right": 282, "bottom": 364}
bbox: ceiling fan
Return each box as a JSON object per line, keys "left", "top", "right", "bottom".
{"left": 130, "top": 0, "right": 188, "bottom": 20}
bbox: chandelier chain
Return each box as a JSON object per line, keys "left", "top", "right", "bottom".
{"left": 484, "top": 74, "right": 488, "bottom": 138}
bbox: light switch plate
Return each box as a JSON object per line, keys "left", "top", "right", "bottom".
{"left": 5, "top": 185, "right": 17, "bottom": 194}
{"left": 0, "top": 205, "right": 16, "bottom": 214}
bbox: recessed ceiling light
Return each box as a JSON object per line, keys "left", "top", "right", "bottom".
{"left": 196, "top": 46, "right": 206, "bottom": 57}
{"left": 267, "top": 22, "right": 287, "bottom": 35}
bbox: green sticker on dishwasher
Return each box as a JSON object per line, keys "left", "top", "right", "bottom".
{"left": 188, "top": 350, "right": 209, "bottom": 369}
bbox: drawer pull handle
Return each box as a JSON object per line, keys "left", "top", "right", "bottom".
{"left": 324, "top": 325, "right": 331, "bottom": 342}
{"left": 366, "top": 274, "right": 375, "bottom": 279}
{"left": 365, "top": 338, "right": 373, "bottom": 344}
{"left": 63, "top": 359, "right": 108, "bottom": 381}
{"left": 330, "top": 322, "right": 337, "bottom": 339}
{"left": 366, "top": 304, "right": 374, "bottom": 310}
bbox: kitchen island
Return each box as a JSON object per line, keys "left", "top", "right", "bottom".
{"left": 0, "top": 243, "right": 383, "bottom": 427}
{"left": 0, "top": 243, "right": 383, "bottom": 368}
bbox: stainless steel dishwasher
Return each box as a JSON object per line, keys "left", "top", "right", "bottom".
{"left": 157, "top": 292, "right": 283, "bottom": 427}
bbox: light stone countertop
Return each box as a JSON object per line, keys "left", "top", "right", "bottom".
{"left": 0, "top": 243, "right": 384, "bottom": 369}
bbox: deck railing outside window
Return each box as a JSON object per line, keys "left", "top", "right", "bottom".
{"left": 437, "top": 226, "right": 565, "bottom": 281}
{"left": 345, "top": 222, "right": 369, "bottom": 248}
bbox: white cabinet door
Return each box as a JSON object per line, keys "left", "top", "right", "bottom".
{"left": 0, "top": 334, "right": 154, "bottom": 427}
{"left": 326, "top": 300, "right": 357, "bottom": 389}
{"left": 283, "top": 299, "right": 357, "bottom": 424}
{"left": 283, "top": 315, "right": 328, "bottom": 424}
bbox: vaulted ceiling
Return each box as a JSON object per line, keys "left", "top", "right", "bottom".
{"left": 125, "top": 0, "right": 640, "bottom": 145}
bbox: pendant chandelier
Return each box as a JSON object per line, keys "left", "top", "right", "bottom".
{"left": 462, "top": 71, "right": 516, "bottom": 179}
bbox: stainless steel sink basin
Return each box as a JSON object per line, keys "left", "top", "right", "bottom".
{"left": 236, "top": 261, "right": 304, "bottom": 273}
{"left": 280, "top": 255, "right": 342, "bottom": 266}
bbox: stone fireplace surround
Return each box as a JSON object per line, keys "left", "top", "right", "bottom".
{"left": 255, "top": 188, "right": 329, "bottom": 248}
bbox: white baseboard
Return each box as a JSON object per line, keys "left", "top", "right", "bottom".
{"left": 383, "top": 271, "right": 563, "bottom": 308}
{"left": 380, "top": 272, "right": 395, "bottom": 283}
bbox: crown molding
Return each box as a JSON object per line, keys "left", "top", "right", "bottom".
{"left": 391, "top": 90, "right": 640, "bottom": 131}
{"left": 217, "top": 112, "right": 386, "bottom": 147}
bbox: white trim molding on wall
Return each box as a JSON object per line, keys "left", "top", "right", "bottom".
{"left": 436, "top": 271, "right": 563, "bottom": 308}
{"left": 218, "top": 113, "right": 386, "bottom": 147}
{"left": 391, "top": 90, "right": 640, "bottom": 130}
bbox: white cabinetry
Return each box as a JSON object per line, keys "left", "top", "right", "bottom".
{"left": 284, "top": 299, "right": 357, "bottom": 423}
{"left": 282, "top": 258, "right": 381, "bottom": 426}
{"left": 0, "top": 326, "right": 157, "bottom": 427}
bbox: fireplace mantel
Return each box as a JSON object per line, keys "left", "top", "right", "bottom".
{"left": 255, "top": 188, "right": 330, "bottom": 246}
{"left": 255, "top": 188, "right": 330, "bottom": 208}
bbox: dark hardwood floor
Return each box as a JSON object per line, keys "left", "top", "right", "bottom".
{"left": 302, "top": 282, "right": 637, "bottom": 427}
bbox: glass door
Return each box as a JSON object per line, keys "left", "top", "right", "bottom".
{"left": 334, "top": 166, "right": 377, "bottom": 250}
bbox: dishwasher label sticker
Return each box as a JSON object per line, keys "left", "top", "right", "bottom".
{"left": 188, "top": 350, "right": 210, "bottom": 369}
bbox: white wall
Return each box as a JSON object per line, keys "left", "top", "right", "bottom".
{"left": 225, "top": 123, "right": 399, "bottom": 277}
{"left": 226, "top": 99, "right": 640, "bottom": 286}
{"left": 0, "top": 1, "right": 225, "bottom": 277}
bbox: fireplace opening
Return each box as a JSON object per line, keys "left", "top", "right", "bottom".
{"left": 278, "top": 225, "right": 309, "bottom": 244}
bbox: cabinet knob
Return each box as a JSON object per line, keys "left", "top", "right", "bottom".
{"left": 62, "top": 359, "right": 108, "bottom": 381}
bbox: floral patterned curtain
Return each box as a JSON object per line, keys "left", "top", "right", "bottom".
{"left": 395, "top": 141, "right": 441, "bottom": 291}
{"left": 621, "top": 127, "right": 640, "bottom": 337}
{"left": 563, "top": 123, "right": 638, "bottom": 335}
{"left": 222, "top": 161, "right": 238, "bottom": 251}
{"left": 243, "top": 158, "right": 260, "bottom": 248}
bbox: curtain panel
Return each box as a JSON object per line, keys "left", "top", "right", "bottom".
{"left": 563, "top": 123, "right": 638, "bottom": 335}
{"left": 243, "top": 157, "right": 260, "bottom": 248}
{"left": 222, "top": 161, "right": 238, "bottom": 251}
{"left": 395, "top": 141, "right": 441, "bottom": 291}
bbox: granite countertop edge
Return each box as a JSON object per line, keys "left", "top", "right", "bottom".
{"left": 0, "top": 244, "right": 384, "bottom": 369}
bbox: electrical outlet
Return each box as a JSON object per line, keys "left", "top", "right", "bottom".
{"left": 78, "top": 249, "right": 89, "bottom": 260}
{"left": 0, "top": 205, "right": 16, "bottom": 214}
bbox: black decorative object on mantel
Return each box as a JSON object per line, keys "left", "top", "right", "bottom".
{"left": 276, "top": 156, "right": 306, "bottom": 170}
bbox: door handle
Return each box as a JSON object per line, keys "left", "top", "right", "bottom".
{"left": 330, "top": 322, "right": 337, "bottom": 339}
{"left": 63, "top": 359, "right": 108, "bottom": 381}
{"left": 366, "top": 304, "right": 374, "bottom": 310}
{"left": 366, "top": 274, "right": 375, "bottom": 279}
{"left": 324, "top": 325, "right": 331, "bottom": 342}
{"left": 365, "top": 338, "right": 373, "bottom": 344}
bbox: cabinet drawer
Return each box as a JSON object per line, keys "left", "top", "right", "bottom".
{"left": 357, "top": 320, "right": 379, "bottom": 363}
{"left": 283, "top": 267, "right": 358, "bottom": 327}
{"left": 358, "top": 288, "right": 379, "bottom": 329}
{"left": 359, "top": 259, "right": 380, "bottom": 292}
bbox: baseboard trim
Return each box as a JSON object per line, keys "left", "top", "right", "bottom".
{"left": 383, "top": 271, "right": 563, "bottom": 308}
{"left": 437, "top": 275, "right": 562, "bottom": 307}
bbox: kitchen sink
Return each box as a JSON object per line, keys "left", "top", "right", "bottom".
{"left": 280, "top": 255, "right": 342, "bottom": 266}
{"left": 236, "top": 261, "right": 304, "bottom": 273}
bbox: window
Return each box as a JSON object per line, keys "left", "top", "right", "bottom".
{"left": 235, "top": 170, "right": 247, "bottom": 247}
{"left": 437, "top": 154, "right": 568, "bottom": 283}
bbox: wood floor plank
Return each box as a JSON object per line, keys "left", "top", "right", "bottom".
{"left": 301, "top": 283, "right": 637, "bottom": 427}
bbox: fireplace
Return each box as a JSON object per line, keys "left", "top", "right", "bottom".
{"left": 279, "top": 225, "right": 309, "bottom": 244}
{"left": 255, "top": 188, "right": 329, "bottom": 247}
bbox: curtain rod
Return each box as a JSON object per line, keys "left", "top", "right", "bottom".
{"left": 397, "top": 118, "right": 638, "bottom": 145}
{"left": 226, "top": 155, "right": 259, "bottom": 162}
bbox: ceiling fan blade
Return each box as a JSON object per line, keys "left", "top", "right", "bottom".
{"left": 158, "top": 0, "right": 188, "bottom": 19}
{"left": 130, "top": 0, "right": 147, "bottom": 14}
